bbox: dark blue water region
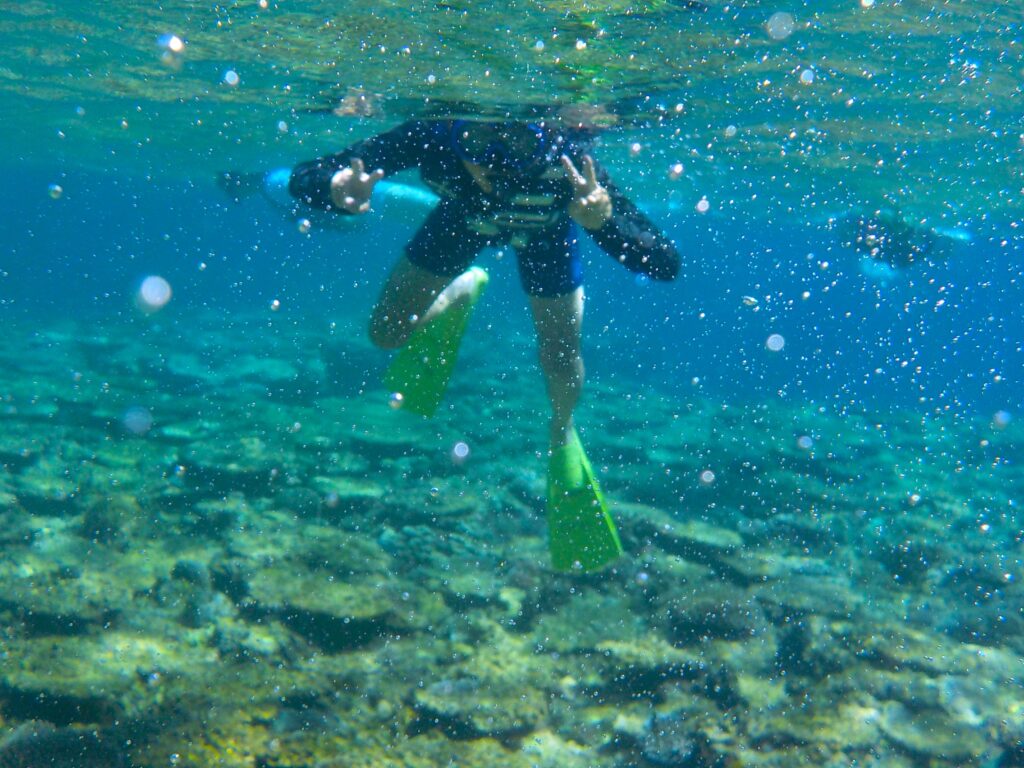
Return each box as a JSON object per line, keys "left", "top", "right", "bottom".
{"left": 1, "top": 162, "right": 1020, "bottom": 417}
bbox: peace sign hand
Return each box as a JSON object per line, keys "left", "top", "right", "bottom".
{"left": 330, "top": 158, "right": 385, "bottom": 214}
{"left": 561, "top": 154, "right": 613, "bottom": 231}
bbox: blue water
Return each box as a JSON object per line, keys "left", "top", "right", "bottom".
{"left": 5, "top": 160, "right": 1018, "bottom": 418}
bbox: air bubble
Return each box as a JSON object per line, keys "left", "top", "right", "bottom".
{"left": 766, "top": 334, "right": 786, "bottom": 352}
{"left": 223, "top": 69, "right": 240, "bottom": 86}
{"left": 138, "top": 276, "right": 172, "bottom": 311}
{"left": 158, "top": 33, "right": 184, "bottom": 53}
{"left": 766, "top": 12, "right": 795, "bottom": 40}
{"left": 122, "top": 406, "right": 154, "bottom": 435}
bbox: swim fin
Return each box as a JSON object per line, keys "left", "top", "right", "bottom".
{"left": 547, "top": 429, "right": 623, "bottom": 572}
{"left": 383, "top": 267, "right": 489, "bottom": 417}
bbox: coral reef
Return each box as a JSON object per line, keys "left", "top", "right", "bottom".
{"left": 0, "top": 311, "right": 1020, "bottom": 767}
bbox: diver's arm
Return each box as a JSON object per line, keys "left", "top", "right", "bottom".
{"left": 288, "top": 121, "right": 434, "bottom": 213}
{"left": 586, "top": 169, "right": 681, "bottom": 281}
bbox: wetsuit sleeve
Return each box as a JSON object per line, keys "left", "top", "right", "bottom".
{"left": 288, "top": 121, "right": 436, "bottom": 212}
{"left": 587, "top": 170, "right": 681, "bottom": 281}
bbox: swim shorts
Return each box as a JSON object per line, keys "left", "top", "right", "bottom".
{"left": 404, "top": 203, "right": 583, "bottom": 297}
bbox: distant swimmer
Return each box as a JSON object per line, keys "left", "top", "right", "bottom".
{"left": 835, "top": 208, "right": 971, "bottom": 280}
{"left": 224, "top": 116, "right": 681, "bottom": 572}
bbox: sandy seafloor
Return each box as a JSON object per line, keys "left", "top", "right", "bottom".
{"left": 0, "top": 308, "right": 1021, "bottom": 768}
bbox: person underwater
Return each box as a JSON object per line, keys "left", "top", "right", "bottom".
{"left": 835, "top": 208, "right": 971, "bottom": 284}
{"left": 225, "top": 117, "right": 681, "bottom": 572}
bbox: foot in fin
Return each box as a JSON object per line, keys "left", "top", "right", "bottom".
{"left": 383, "top": 267, "right": 489, "bottom": 417}
{"left": 547, "top": 429, "right": 623, "bottom": 573}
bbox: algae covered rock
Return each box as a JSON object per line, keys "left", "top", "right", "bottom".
{"left": 661, "top": 582, "right": 769, "bottom": 646}
{"left": 641, "top": 711, "right": 710, "bottom": 767}
{"left": 878, "top": 700, "right": 988, "bottom": 761}
{"left": 0, "top": 721, "right": 129, "bottom": 767}
{"left": 412, "top": 623, "right": 556, "bottom": 739}
{"left": 310, "top": 474, "right": 385, "bottom": 512}
{"left": 616, "top": 501, "right": 743, "bottom": 563}
{"left": 240, "top": 526, "right": 444, "bottom": 652}
{"left": 531, "top": 589, "right": 647, "bottom": 654}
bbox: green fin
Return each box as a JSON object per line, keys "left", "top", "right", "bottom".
{"left": 383, "top": 267, "right": 489, "bottom": 417}
{"left": 547, "top": 429, "right": 623, "bottom": 572}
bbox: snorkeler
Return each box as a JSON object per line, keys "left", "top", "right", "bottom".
{"left": 280, "top": 118, "right": 680, "bottom": 571}
{"left": 834, "top": 207, "right": 970, "bottom": 283}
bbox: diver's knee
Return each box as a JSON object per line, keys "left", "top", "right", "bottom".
{"left": 539, "top": 347, "right": 583, "bottom": 380}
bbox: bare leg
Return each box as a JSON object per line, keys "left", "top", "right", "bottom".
{"left": 369, "top": 255, "right": 482, "bottom": 349}
{"left": 529, "top": 288, "right": 584, "bottom": 449}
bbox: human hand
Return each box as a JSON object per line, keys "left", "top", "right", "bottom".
{"left": 330, "top": 158, "right": 385, "bottom": 213}
{"left": 561, "top": 154, "right": 612, "bottom": 231}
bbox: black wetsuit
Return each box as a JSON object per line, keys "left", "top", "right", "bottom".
{"left": 290, "top": 120, "right": 680, "bottom": 296}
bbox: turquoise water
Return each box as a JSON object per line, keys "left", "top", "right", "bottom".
{"left": 1, "top": 1, "right": 1022, "bottom": 766}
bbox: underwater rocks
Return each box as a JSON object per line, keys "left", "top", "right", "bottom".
{"left": 640, "top": 712, "right": 711, "bottom": 767}
{"left": 409, "top": 625, "right": 555, "bottom": 741}
{"left": 0, "top": 721, "right": 128, "bottom": 768}
{"left": 877, "top": 700, "right": 988, "bottom": 761}
{"left": 0, "top": 312, "right": 1020, "bottom": 768}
